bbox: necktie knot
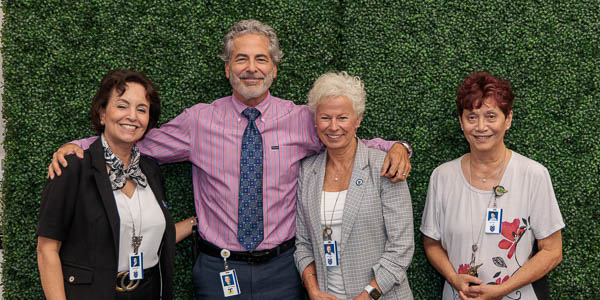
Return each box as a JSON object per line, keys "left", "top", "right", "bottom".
{"left": 242, "top": 108, "right": 261, "bottom": 122}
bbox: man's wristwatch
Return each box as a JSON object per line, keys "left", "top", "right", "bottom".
{"left": 364, "top": 285, "right": 382, "bottom": 300}
{"left": 399, "top": 141, "right": 413, "bottom": 159}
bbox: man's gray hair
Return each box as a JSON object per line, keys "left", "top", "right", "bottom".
{"left": 307, "top": 71, "right": 366, "bottom": 117}
{"left": 220, "top": 19, "right": 284, "bottom": 66}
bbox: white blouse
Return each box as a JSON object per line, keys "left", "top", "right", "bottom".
{"left": 420, "top": 152, "right": 565, "bottom": 299}
{"left": 114, "top": 184, "right": 166, "bottom": 272}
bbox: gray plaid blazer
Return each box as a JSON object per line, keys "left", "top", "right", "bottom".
{"left": 294, "top": 141, "right": 414, "bottom": 299}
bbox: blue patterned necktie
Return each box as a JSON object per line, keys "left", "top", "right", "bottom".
{"left": 237, "top": 108, "right": 264, "bottom": 251}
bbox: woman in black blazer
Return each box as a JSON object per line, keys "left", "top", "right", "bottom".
{"left": 37, "top": 70, "right": 194, "bottom": 300}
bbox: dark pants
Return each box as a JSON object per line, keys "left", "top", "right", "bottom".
{"left": 192, "top": 246, "right": 305, "bottom": 300}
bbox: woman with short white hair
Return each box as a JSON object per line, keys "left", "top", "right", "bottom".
{"left": 294, "top": 71, "right": 414, "bottom": 300}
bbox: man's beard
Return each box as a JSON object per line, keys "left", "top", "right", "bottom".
{"left": 229, "top": 68, "right": 274, "bottom": 101}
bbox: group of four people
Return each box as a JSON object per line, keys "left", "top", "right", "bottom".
{"left": 37, "top": 19, "right": 563, "bottom": 300}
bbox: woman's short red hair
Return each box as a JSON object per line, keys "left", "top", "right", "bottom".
{"left": 456, "top": 71, "right": 514, "bottom": 117}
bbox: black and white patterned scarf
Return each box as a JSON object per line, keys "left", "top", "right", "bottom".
{"left": 101, "top": 134, "right": 147, "bottom": 190}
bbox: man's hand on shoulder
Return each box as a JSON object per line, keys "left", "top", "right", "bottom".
{"left": 48, "top": 143, "right": 84, "bottom": 179}
{"left": 380, "top": 142, "right": 412, "bottom": 183}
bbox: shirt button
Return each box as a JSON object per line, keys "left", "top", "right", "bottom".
{"left": 237, "top": 118, "right": 241, "bottom": 122}
{"left": 68, "top": 276, "right": 75, "bottom": 282}
{"left": 261, "top": 118, "right": 265, "bottom": 121}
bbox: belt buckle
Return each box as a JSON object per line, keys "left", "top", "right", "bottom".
{"left": 116, "top": 271, "right": 140, "bottom": 292}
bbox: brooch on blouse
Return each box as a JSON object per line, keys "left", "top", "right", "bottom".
{"left": 493, "top": 185, "right": 508, "bottom": 197}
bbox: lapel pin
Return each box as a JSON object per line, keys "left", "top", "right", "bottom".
{"left": 356, "top": 179, "right": 364, "bottom": 186}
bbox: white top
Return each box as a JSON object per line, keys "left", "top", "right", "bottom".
{"left": 114, "top": 184, "right": 166, "bottom": 272}
{"left": 420, "top": 152, "right": 565, "bottom": 300}
{"left": 321, "top": 190, "right": 348, "bottom": 299}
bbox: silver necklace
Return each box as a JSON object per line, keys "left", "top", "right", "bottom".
{"left": 474, "top": 156, "right": 505, "bottom": 183}
{"left": 330, "top": 158, "right": 353, "bottom": 183}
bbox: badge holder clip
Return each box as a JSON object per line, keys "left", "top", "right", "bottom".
{"left": 219, "top": 249, "right": 240, "bottom": 297}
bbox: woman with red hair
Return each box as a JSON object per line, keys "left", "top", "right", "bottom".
{"left": 420, "top": 71, "right": 564, "bottom": 299}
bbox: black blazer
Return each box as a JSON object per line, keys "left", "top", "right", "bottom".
{"left": 37, "top": 139, "right": 175, "bottom": 299}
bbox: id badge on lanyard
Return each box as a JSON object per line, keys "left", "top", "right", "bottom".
{"left": 129, "top": 252, "right": 144, "bottom": 280}
{"left": 324, "top": 240, "right": 339, "bottom": 267}
{"left": 485, "top": 208, "right": 503, "bottom": 234}
{"left": 219, "top": 249, "right": 241, "bottom": 297}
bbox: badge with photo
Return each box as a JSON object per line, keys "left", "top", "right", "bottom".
{"left": 485, "top": 208, "right": 503, "bottom": 234}
{"left": 220, "top": 269, "right": 241, "bottom": 297}
{"left": 324, "top": 240, "right": 339, "bottom": 267}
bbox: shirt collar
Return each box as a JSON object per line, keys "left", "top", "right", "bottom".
{"left": 231, "top": 91, "right": 273, "bottom": 122}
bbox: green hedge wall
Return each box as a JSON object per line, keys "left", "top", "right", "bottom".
{"left": 1, "top": 1, "right": 598, "bottom": 299}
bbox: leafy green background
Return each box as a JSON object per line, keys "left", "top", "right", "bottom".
{"left": 1, "top": 1, "right": 598, "bottom": 299}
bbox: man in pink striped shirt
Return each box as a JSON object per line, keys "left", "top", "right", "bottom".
{"left": 48, "top": 19, "right": 412, "bottom": 300}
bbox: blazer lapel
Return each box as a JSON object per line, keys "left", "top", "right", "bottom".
{"left": 89, "top": 139, "right": 121, "bottom": 260}
{"left": 340, "top": 141, "right": 369, "bottom": 247}
{"left": 308, "top": 151, "right": 327, "bottom": 261}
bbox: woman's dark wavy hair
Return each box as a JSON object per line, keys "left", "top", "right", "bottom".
{"left": 456, "top": 71, "right": 514, "bottom": 117}
{"left": 90, "top": 69, "right": 160, "bottom": 135}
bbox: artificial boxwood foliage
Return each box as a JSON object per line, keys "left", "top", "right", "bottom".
{"left": 1, "top": 1, "right": 598, "bottom": 299}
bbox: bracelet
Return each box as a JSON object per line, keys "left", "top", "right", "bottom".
{"left": 301, "top": 272, "right": 316, "bottom": 283}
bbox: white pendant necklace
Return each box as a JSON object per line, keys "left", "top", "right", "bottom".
{"left": 331, "top": 162, "right": 351, "bottom": 183}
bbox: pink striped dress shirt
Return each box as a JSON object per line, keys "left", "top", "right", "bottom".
{"left": 76, "top": 93, "right": 395, "bottom": 251}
